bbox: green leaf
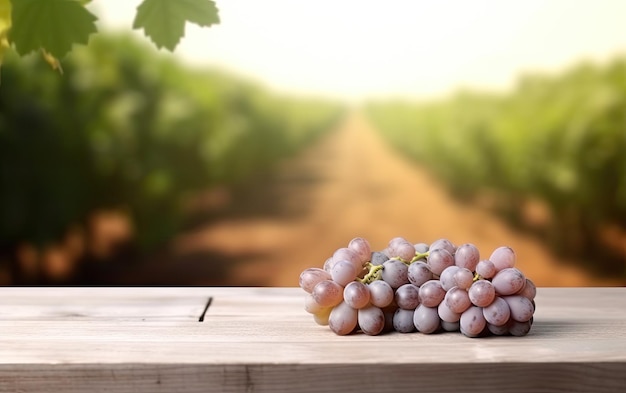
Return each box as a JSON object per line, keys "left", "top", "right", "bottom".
{"left": 9, "top": 0, "right": 97, "bottom": 58}
{"left": 133, "top": 0, "right": 220, "bottom": 51}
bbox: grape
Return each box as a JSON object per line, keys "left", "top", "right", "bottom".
{"left": 388, "top": 240, "right": 416, "bottom": 261}
{"left": 313, "top": 307, "right": 332, "bottom": 326}
{"left": 323, "top": 257, "right": 334, "bottom": 272}
{"left": 492, "top": 268, "right": 526, "bottom": 296}
{"left": 381, "top": 259, "right": 409, "bottom": 289}
{"left": 395, "top": 283, "right": 420, "bottom": 310}
{"left": 468, "top": 279, "right": 496, "bottom": 307}
{"left": 407, "top": 261, "right": 432, "bottom": 286}
{"left": 508, "top": 320, "right": 532, "bottom": 337}
{"left": 312, "top": 280, "right": 343, "bottom": 307}
{"left": 430, "top": 238, "right": 456, "bottom": 255}
{"left": 370, "top": 251, "right": 388, "bottom": 266}
{"left": 413, "top": 242, "right": 429, "bottom": 256}
{"left": 437, "top": 300, "right": 461, "bottom": 323}
{"left": 330, "top": 260, "right": 358, "bottom": 286}
{"left": 343, "top": 281, "right": 370, "bottom": 309}
{"left": 418, "top": 279, "right": 445, "bottom": 307}
{"left": 299, "top": 268, "right": 332, "bottom": 293}
{"left": 441, "top": 320, "right": 460, "bottom": 332}
{"left": 389, "top": 237, "right": 409, "bottom": 247}
{"left": 439, "top": 265, "right": 460, "bottom": 291}
{"left": 475, "top": 260, "right": 496, "bottom": 279}
{"left": 348, "top": 237, "right": 372, "bottom": 263}
{"left": 368, "top": 280, "right": 394, "bottom": 308}
{"left": 393, "top": 308, "right": 416, "bottom": 333}
{"left": 358, "top": 306, "right": 385, "bottom": 336}
{"left": 503, "top": 295, "right": 534, "bottom": 322}
{"left": 489, "top": 246, "right": 516, "bottom": 272}
{"left": 444, "top": 286, "right": 471, "bottom": 313}
{"left": 453, "top": 268, "right": 474, "bottom": 289}
{"left": 454, "top": 243, "right": 480, "bottom": 271}
{"left": 487, "top": 322, "right": 509, "bottom": 336}
{"left": 482, "top": 296, "right": 510, "bottom": 326}
{"left": 426, "top": 248, "right": 454, "bottom": 276}
{"left": 413, "top": 304, "right": 440, "bottom": 334}
{"left": 332, "top": 247, "right": 362, "bottom": 275}
{"left": 304, "top": 293, "right": 326, "bottom": 314}
{"left": 328, "top": 302, "right": 358, "bottom": 335}
{"left": 517, "top": 278, "right": 537, "bottom": 300}
{"left": 460, "top": 306, "right": 486, "bottom": 338}
{"left": 300, "top": 236, "right": 535, "bottom": 338}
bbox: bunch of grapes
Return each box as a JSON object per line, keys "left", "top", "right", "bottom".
{"left": 299, "top": 237, "right": 536, "bottom": 337}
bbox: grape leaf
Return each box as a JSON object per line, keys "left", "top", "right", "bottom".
{"left": 133, "top": 0, "right": 220, "bottom": 51}
{"left": 9, "top": 0, "right": 97, "bottom": 58}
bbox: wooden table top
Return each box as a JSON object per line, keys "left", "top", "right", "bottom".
{"left": 0, "top": 287, "right": 624, "bottom": 392}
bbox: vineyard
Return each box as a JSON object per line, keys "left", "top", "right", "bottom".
{"left": 0, "top": 33, "right": 343, "bottom": 283}
{"left": 366, "top": 57, "right": 626, "bottom": 278}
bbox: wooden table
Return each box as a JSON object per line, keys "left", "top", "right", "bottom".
{"left": 0, "top": 287, "right": 624, "bottom": 392}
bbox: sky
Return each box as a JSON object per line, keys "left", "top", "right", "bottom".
{"left": 90, "top": 0, "right": 626, "bottom": 102}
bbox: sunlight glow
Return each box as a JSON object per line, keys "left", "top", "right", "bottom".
{"left": 91, "top": 0, "right": 626, "bottom": 102}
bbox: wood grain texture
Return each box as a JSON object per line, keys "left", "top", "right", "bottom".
{"left": 0, "top": 287, "right": 624, "bottom": 393}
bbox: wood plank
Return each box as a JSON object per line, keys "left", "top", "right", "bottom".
{"left": 0, "top": 287, "right": 624, "bottom": 393}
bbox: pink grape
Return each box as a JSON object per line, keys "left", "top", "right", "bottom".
{"left": 407, "top": 261, "right": 433, "bottom": 286}
{"left": 304, "top": 293, "right": 326, "bottom": 314}
{"left": 368, "top": 280, "right": 394, "bottom": 308}
{"left": 439, "top": 265, "right": 460, "bottom": 291}
{"left": 517, "top": 278, "right": 537, "bottom": 300}
{"left": 418, "top": 280, "right": 445, "bottom": 307}
{"left": 330, "top": 260, "right": 358, "bottom": 286}
{"left": 358, "top": 305, "right": 385, "bottom": 336}
{"left": 468, "top": 279, "right": 496, "bottom": 307}
{"left": 454, "top": 243, "right": 480, "bottom": 271}
{"left": 438, "top": 300, "right": 461, "bottom": 323}
{"left": 445, "top": 286, "right": 472, "bottom": 313}
{"left": 413, "top": 304, "right": 441, "bottom": 334}
{"left": 489, "top": 246, "right": 516, "bottom": 272}
{"left": 299, "top": 268, "right": 331, "bottom": 293}
{"left": 475, "top": 260, "right": 496, "bottom": 279}
{"left": 427, "top": 248, "right": 454, "bottom": 276}
{"left": 328, "top": 302, "right": 358, "bottom": 335}
{"left": 509, "top": 320, "right": 532, "bottom": 336}
{"left": 492, "top": 268, "right": 526, "bottom": 295}
{"left": 381, "top": 259, "right": 409, "bottom": 289}
{"left": 395, "top": 283, "right": 420, "bottom": 310}
{"left": 312, "top": 280, "right": 343, "bottom": 307}
{"left": 348, "top": 237, "right": 372, "bottom": 263}
{"left": 393, "top": 308, "right": 416, "bottom": 333}
{"left": 343, "top": 281, "right": 370, "bottom": 309}
{"left": 454, "top": 268, "right": 474, "bottom": 289}
{"left": 482, "top": 296, "right": 511, "bottom": 326}
{"left": 332, "top": 247, "right": 362, "bottom": 275}
{"left": 430, "top": 238, "right": 456, "bottom": 255}
{"left": 460, "top": 306, "right": 486, "bottom": 337}
{"left": 503, "top": 295, "right": 534, "bottom": 322}
{"left": 387, "top": 239, "right": 416, "bottom": 261}
{"left": 487, "top": 322, "right": 509, "bottom": 336}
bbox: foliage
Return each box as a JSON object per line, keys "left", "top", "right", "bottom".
{"left": 366, "top": 57, "right": 626, "bottom": 276}
{"left": 0, "top": 33, "right": 343, "bottom": 252}
{"left": 1, "top": 0, "right": 219, "bottom": 67}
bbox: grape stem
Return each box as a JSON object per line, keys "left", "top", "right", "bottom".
{"left": 359, "top": 264, "right": 383, "bottom": 284}
{"left": 359, "top": 251, "right": 430, "bottom": 284}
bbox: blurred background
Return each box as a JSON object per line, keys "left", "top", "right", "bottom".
{"left": 0, "top": 0, "right": 624, "bottom": 286}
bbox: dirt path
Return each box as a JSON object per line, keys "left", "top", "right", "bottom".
{"left": 174, "top": 112, "right": 619, "bottom": 287}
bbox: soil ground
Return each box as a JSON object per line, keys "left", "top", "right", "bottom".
{"left": 166, "top": 112, "right": 621, "bottom": 287}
